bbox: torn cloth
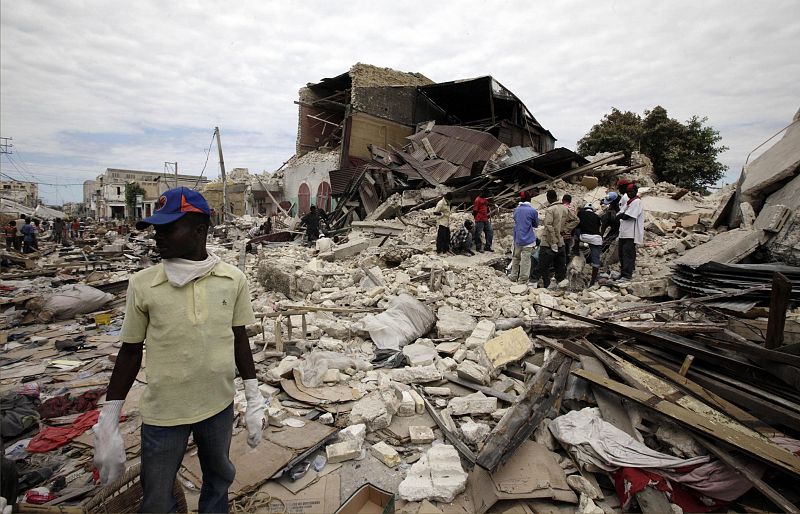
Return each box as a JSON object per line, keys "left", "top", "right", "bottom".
{"left": 549, "top": 407, "right": 709, "bottom": 471}
{"left": 27, "top": 410, "right": 100, "bottom": 453}
{"left": 38, "top": 388, "right": 106, "bottom": 419}
{"left": 612, "top": 467, "right": 726, "bottom": 512}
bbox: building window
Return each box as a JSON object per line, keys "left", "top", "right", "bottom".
{"left": 298, "top": 183, "right": 311, "bottom": 215}
{"left": 3, "top": 185, "right": 9, "bottom": 190}
{"left": 316, "top": 181, "right": 332, "bottom": 211}
{"left": 116, "top": 186, "right": 121, "bottom": 195}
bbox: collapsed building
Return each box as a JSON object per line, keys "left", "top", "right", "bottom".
{"left": 2, "top": 63, "right": 800, "bottom": 513}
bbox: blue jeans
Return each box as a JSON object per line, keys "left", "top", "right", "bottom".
{"left": 141, "top": 404, "right": 235, "bottom": 513}
{"left": 474, "top": 221, "right": 493, "bottom": 251}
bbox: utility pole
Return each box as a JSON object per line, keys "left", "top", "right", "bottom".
{"left": 0, "top": 137, "right": 12, "bottom": 154}
{"left": 163, "top": 161, "right": 178, "bottom": 188}
{"left": 214, "top": 127, "right": 228, "bottom": 222}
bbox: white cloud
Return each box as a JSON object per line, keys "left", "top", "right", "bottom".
{"left": 1, "top": 0, "right": 798, "bottom": 203}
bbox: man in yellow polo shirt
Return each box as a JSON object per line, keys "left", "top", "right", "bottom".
{"left": 93, "top": 187, "right": 265, "bottom": 513}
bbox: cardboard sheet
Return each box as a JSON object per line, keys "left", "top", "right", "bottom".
{"left": 468, "top": 441, "right": 577, "bottom": 514}
{"left": 266, "top": 419, "right": 336, "bottom": 451}
{"left": 260, "top": 472, "right": 341, "bottom": 514}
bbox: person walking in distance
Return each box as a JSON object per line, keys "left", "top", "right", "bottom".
{"left": 472, "top": 189, "right": 493, "bottom": 252}
{"left": 433, "top": 193, "right": 453, "bottom": 254}
{"left": 509, "top": 191, "right": 539, "bottom": 284}
{"left": 93, "top": 188, "right": 265, "bottom": 513}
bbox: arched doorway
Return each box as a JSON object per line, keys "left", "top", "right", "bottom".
{"left": 316, "top": 181, "right": 332, "bottom": 212}
{"left": 298, "top": 183, "right": 311, "bottom": 215}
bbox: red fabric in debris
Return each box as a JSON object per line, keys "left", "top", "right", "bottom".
{"left": 27, "top": 409, "right": 100, "bottom": 453}
{"left": 473, "top": 196, "right": 490, "bottom": 222}
{"left": 612, "top": 467, "right": 727, "bottom": 512}
{"left": 38, "top": 388, "right": 105, "bottom": 419}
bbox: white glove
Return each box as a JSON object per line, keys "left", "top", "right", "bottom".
{"left": 93, "top": 399, "right": 125, "bottom": 485}
{"left": 244, "top": 379, "right": 266, "bottom": 448}
{"left": 551, "top": 244, "right": 558, "bottom": 252}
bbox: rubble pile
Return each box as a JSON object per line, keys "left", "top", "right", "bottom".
{"left": 2, "top": 86, "right": 800, "bottom": 513}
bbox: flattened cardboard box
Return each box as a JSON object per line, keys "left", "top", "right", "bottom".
{"left": 469, "top": 441, "right": 577, "bottom": 514}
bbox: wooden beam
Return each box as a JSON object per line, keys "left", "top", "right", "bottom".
{"left": 443, "top": 373, "right": 516, "bottom": 404}
{"left": 476, "top": 354, "right": 570, "bottom": 471}
{"left": 573, "top": 369, "right": 800, "bottom": 478}
{"left": 678, "top": 355, "right": 694, "bottom": 376}
{"left": 766, "top": 272, "right": 791, "bottom": 349}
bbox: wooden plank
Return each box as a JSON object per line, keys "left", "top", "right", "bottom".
{"left": 573, "top": 369, "right": 800, "bottom": 477}
{"left": 766, "top": 272, "right": 791, "bottom": 349}
{"left": 618, "top": 347, "right": 781, "bottom": 437}
{"left": 697, "top": 436, "right": 799, "bottom": 514}
{"left": 678, "top": 355, "right": 694, "bottom": 376}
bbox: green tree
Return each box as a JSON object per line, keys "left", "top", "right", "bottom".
{"left": 577, "top": 108, "right": 642, "bottom": 165}
{"left": 124, "top": 182, "right": 146, "bottom": 219}
{"left": 578, "top": 106, "right": 728, "bottom": 192}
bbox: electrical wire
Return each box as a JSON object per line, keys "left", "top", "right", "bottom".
{"left": 193, "top": 130, "right": 218, "bottom": 189}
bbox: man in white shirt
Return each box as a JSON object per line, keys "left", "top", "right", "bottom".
{"left": 617, "top": 184, "right": 644, "bottom": 281}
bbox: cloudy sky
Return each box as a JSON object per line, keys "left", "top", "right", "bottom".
{"left": 1, "top": 0, "right": 798, "bottom": 205}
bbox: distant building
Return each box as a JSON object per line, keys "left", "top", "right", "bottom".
{"left": 88, "top": 168, "right": 209, "bottom": 220}
{"left": 0, "top": 179, "right": 38, "bottom": 207}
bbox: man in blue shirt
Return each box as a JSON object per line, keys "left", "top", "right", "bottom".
{"left": 509, "top": 191, "right": 539, "bottom": 284}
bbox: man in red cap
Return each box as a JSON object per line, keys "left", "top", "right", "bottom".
{"left": 94, "top": 187, "right": 265, "bottom": 513}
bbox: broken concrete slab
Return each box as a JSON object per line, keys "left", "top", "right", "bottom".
{"left": 403, "top": 342, "right": 438, "bottom": 367}
{"left": 331, "top": 239, "right": 371, "bottom": 261}
{"left": 349, "top": 393, "right": 393, "bottom": 431}
{"left": 678, "top": 213, "right": 700, "bottom": 228}
{"left": 460, "top": 420, "right": 490, "bottom": 446}
{"left": 456, "top": 359, "right": 491, "bottom": 385}
{"left": 482, "top": 327, "right": 531, "bottom": 372}
{"left": 741, "top": 112, "right": 800, "bottom": 210}
{"left": 398, "top": 445, "right": 468, "bottom": 503}
{"left": 436, "top": 306, "right": 477, "bottom": 339}
{"left": 674, "top": 228, "right": 769, "bottom": 266}
{"left": 448, "top": 392, "right": 498, "bottom": 416}
{"left": 390, "top": 364, "right": 443, "bottom": 384}
{"left": 754, "top": 204, "right": 792, "bottom": 233}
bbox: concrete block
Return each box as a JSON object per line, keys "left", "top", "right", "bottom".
{"left": 567, "top": 475, "right": 601, "bottom": 500}
{"left": 398, "top": 391, "right": 417, "bottom": 417}
{"left": 409, "top": 425, "right": 435, "bottom": 444}
{"left": 398, "top": 445, "right": 468, "bottom": 503}
{"left": 435, "top": 357, "right": 457, "bottom": 372}
{"left": 371, "top": 441, "right": 402, "bottom": 467}
{"left": 675, "top": 228, "right": 768, "bottom": 266}
{"left": 740, "top": 202, "right": 756, "bottom": 228}
{"left": 338, "top": 423, "right": 366, "bottom": 447}
{"left": 452, "top": 348, "right": 467, "bottom": 363}
{"left": 349, "top": 394, "right": 392, "bottom": 431}
{"left": 409, "top": 389, "right": 425, "bottom": 414}
{"left": 326, "top": 439, "right": 361, "bottom": 463}
{"left": 464, "top": 320, "right": 496, "bottom": 349}
{"left": 754, "top": 204, "right": 791, "bottom": 233}
{"left": 456, "top": 360, "right": 490, "bottom": 385}
{"left": 482, "top": 327, "right": 531, "bottom": 371}
{"left": 435, "top": 342, "right": 461, "bottom": 355}
{"left": 448, "top": 392, "right": 497, "bottom": 416}
{"left": 624, "top": 278, "right": 669, "bottom": 299}
{"left": 423, "top": 386, "right": 451, "bottom": 396}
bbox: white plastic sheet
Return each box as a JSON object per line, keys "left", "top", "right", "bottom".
{"left": 352, "top": 294, "right": 435, "bottom": 351}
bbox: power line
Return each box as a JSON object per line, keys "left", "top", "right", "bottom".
{"left": 0, "top": 170, "right": 89, "bottom": 186}
{"left": 193, "top": 130, "right": 217, "bottom": 189}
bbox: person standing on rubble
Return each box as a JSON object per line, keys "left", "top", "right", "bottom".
{"left": 51, "top": 218, "right": 62, "bottom": 244}
{"left": 616, "top": 184, "right": 645, "bottom": 282}
{"left": 472, "top": 188, "right": 493, "bottom": 252}
{"left": 20, "top": 218, "right": 36, "bottom": 254}
{"left": 70, "top": 218, "right": 80, "bottom": 240}
{"left": 578, "top": 204, "right": 603, "bottom": 286}
{"left": 14, "top": 215, "right": 26, "bottom": 251}
{"left": 509, "top": 191, "right": 539, "bottom": 284}
{"left": 299, "top": 205, "right": 324, "bottom": 245}
{"left": 93, "top": 187, "right": 265, "bottom": 513}
{"left": 433, "top": 193, "right": 452, "bottom": 254}
{"left": 4, "top": 221, "right": 16, "bottom": 251}
{"left": 451, "top": 219, "right": 475, "bottom": 255}
{"left": 536, "top": 190, "right": 568, "bottom": 288}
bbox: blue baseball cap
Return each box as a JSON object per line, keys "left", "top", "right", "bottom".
{"left": 135, "top": 187, "right": 212, "bottom": 230}
{"left": 601, "top": 192, "right": 619, "bottom": 206}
